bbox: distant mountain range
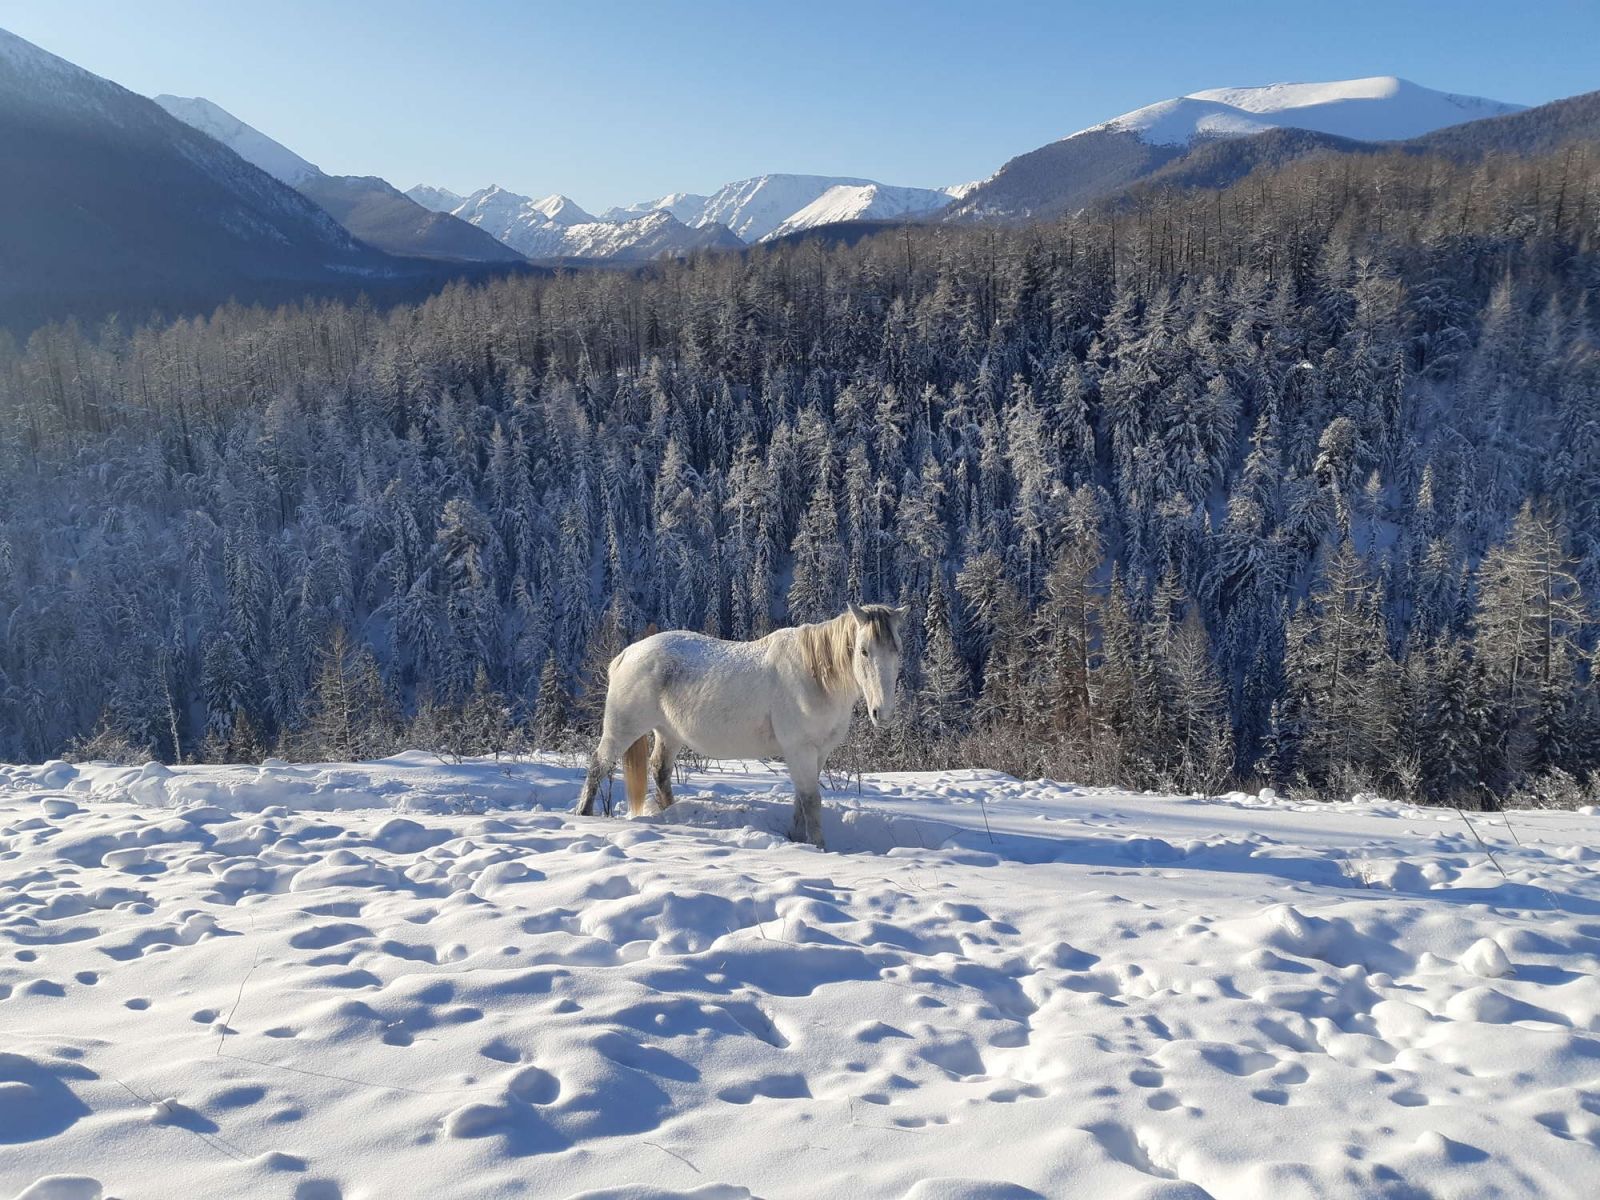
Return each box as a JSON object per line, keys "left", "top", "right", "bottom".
{"left": 415, "top": 184, "right": 742, "bottom": 261}
{"left": 4, "top": 20, "right": 1597, "bottom": 330}
{"left": 403, "top": 174, "right": 966, "bottom": 259}
{"left": 153, "top": 70, "right": 1563, "bottom": 264}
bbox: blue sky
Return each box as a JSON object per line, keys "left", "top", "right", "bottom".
{"left": 4, "top": 0, "right": 1597, "bottom": 211}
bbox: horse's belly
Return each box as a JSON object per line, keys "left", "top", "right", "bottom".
{"left": 665, "top": 704, "right": 782, "bottom": 761}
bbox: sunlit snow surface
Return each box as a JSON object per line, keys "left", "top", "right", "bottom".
{"left": 3, "top": 754, "right": 1598, "bottom": 1198}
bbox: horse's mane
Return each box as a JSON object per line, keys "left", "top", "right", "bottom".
{"left": 794, "top": 606, "right": 900, "bottom": 696}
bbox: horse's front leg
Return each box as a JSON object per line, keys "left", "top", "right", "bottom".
{"left": 784, "top": 749, "right": 824, "bottom": 849}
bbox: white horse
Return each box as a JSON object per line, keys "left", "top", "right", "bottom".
{"left": 573, "top": 603, "right": 908, "bottom": 848}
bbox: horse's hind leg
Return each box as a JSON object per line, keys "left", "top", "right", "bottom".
{"left": 575, "top": 720, "right": 633, "bottom": 816}
{"left": 650, "top": 733, "right": 679, "bottom": 810}
{"left": 574, "top": 748, "right": 613, "bottom": 816}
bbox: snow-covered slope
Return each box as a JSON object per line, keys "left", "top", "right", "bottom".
{"left": 559, "top": 209, "right": 744, "bottom": 260}
{"left": 152, "top": 94, "right": 321, "bottom": 184}
{"left": 1083, "top": 75, "right": 1523, "bottom": 147}
{"left": 3, "top": 753, "right": 1597, "bottom": 1198}
{"left": 765, "top": 181, "right": 956, "bottom": 240}
{"left": 405, "top": 184, "right": 463, "bottom": 213}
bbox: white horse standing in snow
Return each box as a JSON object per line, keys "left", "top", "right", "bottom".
{"left": 574, "top": 603, "right": 908, "bottom": 848}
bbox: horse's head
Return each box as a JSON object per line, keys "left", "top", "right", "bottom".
{"left": 847, "top": 602, "right": 909, "bottom": 725}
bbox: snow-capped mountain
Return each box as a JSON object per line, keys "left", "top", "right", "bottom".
{"left": 1081, "top": 76, "right": 1523, "bottom": 147}
{"left": 443, "top": 185, "right": 736, "bottom": 260}
{"left": 153, "top": 94, "right": 321, "bottom": 185}
{"left": 950, "top": 75, "right": 1525, "bottom": 222}
{"left": 154, "top": 96, "right": 524, "bottom": 262}
{"left": 449, "top": 185, "right": 592, "bottom": 255}
{"left": 765, "top": 181, "right": 962, "bottom": 241}
{"left": 405, "top": 184, "right": 463, "bottom": 213}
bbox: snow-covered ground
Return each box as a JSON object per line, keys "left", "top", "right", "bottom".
{"left": 3, "top": 754, "right": 1598, "bottom": 1199}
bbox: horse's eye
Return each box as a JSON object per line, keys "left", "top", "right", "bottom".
{"left": 860, "top": 647, "right": 869, "bottom": 656}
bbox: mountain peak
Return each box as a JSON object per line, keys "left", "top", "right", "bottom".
{"left": 529, "top": 194, "right": 595, "bottom": 225}
{"left": 405, "top": 184, "right": 464, "bottom": 213}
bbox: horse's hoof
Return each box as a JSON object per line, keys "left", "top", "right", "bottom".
{"left": 787, "top": 824, "right": 824, "bottom": 850}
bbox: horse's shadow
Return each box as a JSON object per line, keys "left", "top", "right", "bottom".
{"left": 644, "top": 786, "right": 1600, "bottom": 919}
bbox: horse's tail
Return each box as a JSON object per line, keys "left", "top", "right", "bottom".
{"left": 622, "top": 734, "right": 651, "bottom": 816}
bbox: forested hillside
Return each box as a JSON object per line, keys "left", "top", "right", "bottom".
{"left": 2, "top": 143, "right": 1597, "bottom": 808}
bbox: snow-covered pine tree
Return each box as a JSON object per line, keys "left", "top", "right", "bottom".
{"left": 291, "top": 625, "right": 398, "bottom": 762}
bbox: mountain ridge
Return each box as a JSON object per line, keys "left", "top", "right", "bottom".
{"left": 154, "top": 94, "right": 524, "bottom": 263}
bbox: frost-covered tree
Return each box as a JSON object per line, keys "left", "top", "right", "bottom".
{"left": 290, "top": 626, "right": 399, "bottom": 761}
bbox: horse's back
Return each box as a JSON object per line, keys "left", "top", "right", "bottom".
{"left": 611, "top": 629, "right": 784, "bottom": 758}
{"left": 613, "top": 629, "right": 770, "bottom": 695}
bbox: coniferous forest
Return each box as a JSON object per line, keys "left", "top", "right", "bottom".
{"left": 3, "top": 145, "right": 1598, "bottom": 809}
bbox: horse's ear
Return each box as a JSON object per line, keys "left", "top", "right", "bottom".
{"left": 847, "top": 601, "right": 866, "bottom": 625}
{"left": 891, "top": 604, "right": 910, "bottom": 629}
